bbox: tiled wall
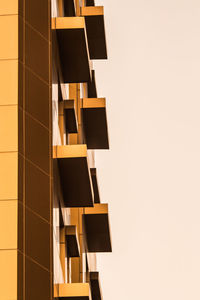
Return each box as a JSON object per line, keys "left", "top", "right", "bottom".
{"left": 0, "top": 2, "right": 20, "bottom": 299}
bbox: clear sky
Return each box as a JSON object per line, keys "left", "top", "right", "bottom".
{"left": 94, "top": 1, "right": 200, "bottom": 300}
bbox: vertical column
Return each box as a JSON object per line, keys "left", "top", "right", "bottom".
{"left": 68, "top": 83, "right": 79, "bottom": 145}
{"left": 19, "top": 0, "right": 52, "bottom": 300}
{"left": 0, "top": 1, "right": 20, "bottom": 300}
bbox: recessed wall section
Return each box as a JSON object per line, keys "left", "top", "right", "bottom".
{"left": 25, "top": 0, "right": 49, "bottom": 39}
{"left": 25, "top": 69, "right": 50, "bottom": 128}
{"left": 25, "top": 115, "right": 50, "bottom": 174}
{"left": 25, "top": 160, "right": 50, "bottom": 221}
{"left": 25, "top": 208, "right": 50, "bottom": 270}
{"left": 25, "top": 24, "right": 49, "bottom": 82}
{"left": 25, "top": 257, "right": 51, "bottom": 300}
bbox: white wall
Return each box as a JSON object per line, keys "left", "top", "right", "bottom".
{"left": 94, "top": 1, "right": 200, "bottom": 299}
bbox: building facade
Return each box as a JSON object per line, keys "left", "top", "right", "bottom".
{"left": 0, "top": 0, "right": 111, "bottom": 299}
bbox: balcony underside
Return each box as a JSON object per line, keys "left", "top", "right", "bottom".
{"left": 82, "top": 98, "right": 109, "bottom": 149}
{"left": 55, "top": 17, "right": 91, "bottom": 83}
{"left": 55, "top": 145, "right": 94, "bottom": 207}
{"left": 83, "top": 204, "right": 112, "bottom": 252}
{"left": 81, "top": 7, "right": 107, "bottom": 59}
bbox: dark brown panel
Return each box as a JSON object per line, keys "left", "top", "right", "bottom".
{"left": 25, "top": 25, "right": 49, "bottom": 82}
{"left": 56, "top": 28, "right": 90, "bottom": 83}
{"left": 83, "top": 214, "right": 112, "bottom": 252}
{"left": 25, "top": 160, "right": 50, "bottom": 222}
{"left": 18, "top": 107, "right": 23, "bottom": 155}
{"left": 25, "top": 0, "right": 49, "bottom": 39}
{"left": 25, "top": 68, "right": 49, "bottom": 128}
{"left": 64, "top": 0, "right": 76, "bottom": 16}
{"left": 82, "top": 107, "right": 109, "bottom": 149}
{"left": 53, "top": 160, "right": 64, "bottom": 207}
{"left": 90, "top": 272, "right": 102, "bottom": 300}
{"left": 18, "top": 16, "right": 23, "bottom": 63}
{"left": 25, "top": 257, "right": 51, "bottom": 300}
{"left": 25, "top": 209, "right": 50, "bottom": 270}
{"left": 66, "top": 234, "right": 80, "bottom": 257}
{"left": 18, "top": 153, "right": 23, "bottom": 201}
{"left": 86, "top": 0, "right": 95, "bottom": 5}
{"left": 18, "top": 252, "right": 23, "bottom": 300}
{"left": 19, "top": 0, "right": 23, "bottom": 17}
{"left": 85, "top": 15, "right": 107, "bottom": 59}
{"left": 18, "top": 201, "right": 23, "bottom": 252}
{"left": 57, "top": 157, "right": 94, "bottom": 207}
{"left": 66, "top": 226, "right": 80, "bottom": 258}
{"left": 63, "top": 100, "right": 78, "bottom": 134}
{"left": 64, "top": 108, "right": 78, "bottom": 133}
{"left": 18, "top": 62, "right": 23, "bottom": 108}
{"left": 25, "top": 115, "right": 50, "bottom": 174}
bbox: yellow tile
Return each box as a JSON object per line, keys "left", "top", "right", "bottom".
{"left": 0, "top": 105, "right": 18, "bottom": 152}
{"left": 0, "top": 152, "right": 18, "bottom": 200}
{"left": 0, "top": 15, "right": 18, "bottom": 59}
{"left": 0, "top": 250, "right": 17, "bottom": 300}
{"left": 54, "top": 284, "right": 59, "bottom": 298}
{"left": 55, "top": 17, "right": 85, "bottom": 30}
{"left": 0, "top": 0, "right": 18, "bottom": 15}
{"left": 0, "top": 200, "right": 18, "bottom": 249}
{"left": 0, "top": 60, "right": 18, "bottom": 105}
{"left": 81, "top": 6, "right": 104, "bottom": 16}
{"left": 59, "top": 283, "right": 90, "bottom": 297}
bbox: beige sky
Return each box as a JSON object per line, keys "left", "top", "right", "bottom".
{"left": 93, "top": 1, "right": 200, "bottom": 299}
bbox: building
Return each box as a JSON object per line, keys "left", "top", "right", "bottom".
{"left": 0, "top": 0, "right": 112, "bottom": 299}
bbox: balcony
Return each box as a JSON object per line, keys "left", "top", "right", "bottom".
{"left": 54, "top": 145, "right": 94, "bottom": 207}
{"left": 53, "top": 17, "right": 91, "bottom": 83}
{"left": 82, "top": 98, "right": 109, "bottom": 149}
{"left": 58, "top": 283, "right": 91, "bottom": 300}
{"left": 81, "top": 6, "right": 107, "bottom": 59}
{"left": 83, "top": 204, "right": 112, "bottom": 252}
{"left": 90, "top": 168, "right": 100, "bottom": 203}
{"left": 89, "top": 272, "right": 102, "bottom": 300}
{"left": 65, "top": 225, "right": 80, "bottom": 257}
